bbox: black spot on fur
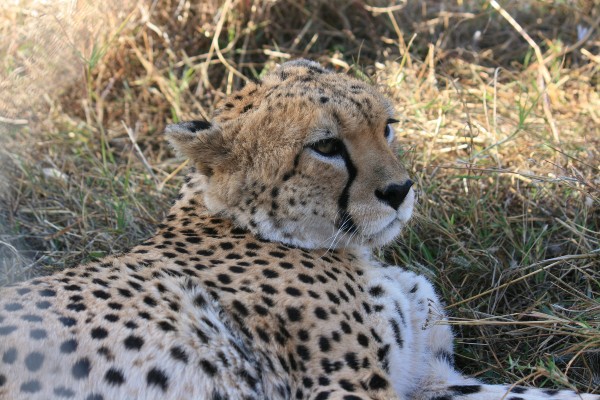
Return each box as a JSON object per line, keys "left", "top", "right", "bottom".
{"left": 254, "top": 304, "right": 269, "bottom": 316}
{"left": 2, "top": 347, "right": 17, "bottom": 364}
{"left": 170, "top": 346, "right": 189, "bottom": 364}
{"left": 315, "top": 391, "right": 331, "bottom": 400}
{"left": 16, "top": 287, "right": 31, "bottom": 295}
{"left": 93, "top": 290, "right": 111, "bottom": 300}
{"left": 279, "top": 261, "right": 294, "bottom": 270}
{"left": 36, "top": 301, "right": 51, "bottom": 309}
{"left": 60, "top": 339, "right": 78, "bottom": 353}
{"left": 158, "top": 320, "right": 176, "bottom": 332}
{"left": 25, "top": 352, "right": 44, "bottom": 372}
{"left": 0, "top": 325, "right": 17, "bottom": 335}
{"left": 5, "top": 302, "right": 23, "bottom": 311}
{"left": 357, "top": 333, "right": 369, "bottom": 347}
{"left": 344, "top": 352, "right": 360, "bottom": 370}
{"left": 260, "top": 284, "right": 277, "bottom": 294}
{"left": 449, "top": 385, "right": 482, "bottom": 395}
{"left": 368, "top": 373, "right": 389, "bottom": 390}
{"left": 339, "top": 379, "right": 355, "bottom": 391}
{"left": 262, "top": 269, "right": 279, "bottom": 279}
{"left": 232, "top": 300, "right": 249, "bottom": 316}
{"left": 147, "top": 367, "right": 169, "bottom": 391}
{"left": 287, "top": 306, "right": 302, "bottom": 322}
{"left": 368, "top": 285, "right": 384, "bottom": 297}
{"left": 124, "top": 335, "right": 144, "bottom": 350}
{"left": 285, "top": 287, "right": 302, "bottom": 297}
{"left": 314, "top": 307, "right": 328, "bottom": 320}
{"left": 104, "top": 368, "right": 125, "bottom": 386}
{"left": 91, "top": 327, "right": 108, "bottom": 340}
{"left": 340, "top": 321, "right": 352, "bottom": 334}
{"left": 104, "top": 314, "right": 119, "bottom": 322}
{"left": 298, "top": 274, "right": 315, "bottom": 284}
{"left": 72, "top": 358, "right": 91, "bottom": 379}
{"left": 30, "top": 328, "right": 47, "bottom": 340}
{"left": 296, "top": 345, "right": 310, "bottom": 360}
{"left": 39, "top": 289, "right": 56, "bottom": 297}
{"left": 390, "top": 319, "right": 403, "bottom": 347}
{"left": 20, "top": 380, "right": 41, "bottom": 393}
{"left": 59, "top": 316, "right": 77, "bottom": 327}
{"left": 200, "top": 359, "right": 218, "bottom": 376}
{"left": 318, "top": 336, "right": 331, "bottom": 352}
{"left": 66, "top": 303, "right": 86, "bottom": 312}
{"left": 53, "top": 386, "right": 75, "bottom": 398}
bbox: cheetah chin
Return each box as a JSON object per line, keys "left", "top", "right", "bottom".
{"left": 0, "top": 60, "right": 598, "bottom": 400}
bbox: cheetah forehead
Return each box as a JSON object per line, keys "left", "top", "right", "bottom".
{"left": 213, "top": 59, "right": 394, "bottom": 128}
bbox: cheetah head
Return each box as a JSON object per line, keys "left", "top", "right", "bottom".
{"left": 167, "top": 60, "right": 414, "bottom": 250}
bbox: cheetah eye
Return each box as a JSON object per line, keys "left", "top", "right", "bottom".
{"left": 385, "top": 118, "right": 399, "bottom": 142}
{"left": 310, "top": 138, "right": 343, "bottom": 157}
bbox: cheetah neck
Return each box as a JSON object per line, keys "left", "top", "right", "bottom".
{"left": 171, "top": 173, "right": 375, "bottom": 253}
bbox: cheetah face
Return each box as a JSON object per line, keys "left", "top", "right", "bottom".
{"left": 168, "top": 60, "right": 414, "bottom": 250}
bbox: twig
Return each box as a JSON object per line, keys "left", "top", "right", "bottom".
{"left": 489, "top": 0, "right": 560, "bottom": 143}
{"left": 0, "top": 116, "right": 28, "bottom": 125}
{"left": 363, "top": 2, "right": 407, "bottom": 13}
{"left": 387, "top": 9, "right": 412, "bottom": 69}
{"left": 121, "top": 121, "right": 158, "bottom": 185}
{"left": 158, "top": 160, "right": 189, "bottom": 192}
{"left": 0, "top": 240, "right": 22, "bottom": 258}
{"left": 489, "top": 1, "right": 550, "bottom": 83}
{"left": 202, "top": 0, "right": 249, "bottom": 87}
{"left": 290, "top": 19, "right": 313, "bottom": 51}
{"left": 264, "top": 49, "right": 292, "bottom": 59}
{"left": 581, "top": 48, "right": 600, "bottom": 65}
{"left": 539, "top": 72, "right": 560, "bottom": 144}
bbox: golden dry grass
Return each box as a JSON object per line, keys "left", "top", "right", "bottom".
{"left": 1, "top": 0, "right": 599, "bottom": 393}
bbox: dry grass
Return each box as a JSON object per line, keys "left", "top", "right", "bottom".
{"left": 1, "top": 0, "right": 599, "bottom": 393}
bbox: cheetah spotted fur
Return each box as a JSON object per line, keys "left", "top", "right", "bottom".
{"left": 0, "top": 60, "right": 597, "bottom": 400}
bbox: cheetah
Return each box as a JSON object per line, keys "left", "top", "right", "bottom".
{"left": 0, "top": 60, "right": 597, "bottom": 400}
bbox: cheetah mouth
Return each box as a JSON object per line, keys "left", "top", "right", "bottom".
{"left": 362, "top": 217, "right": 402, "bottom": 239}
{"left": 358, "top": 218, "right": 404, "bottom": 247}
{"left": 358, "top": 189, "right": 415, "bottom": 244}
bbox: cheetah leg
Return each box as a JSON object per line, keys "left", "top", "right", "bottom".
{"left": 307, "top": 388, "right": 402, "bottom": 400}
{"left": 414, "top": 324, "right": 599, "bottom": 400}
{"left": 367, "top": 266, "right": 598, "bottom": 400}
{"left": 414, "top": 382, "right": 600, "bottom": 400}
{"left": 410, "top": 289, "right": 598, "bottom": 399}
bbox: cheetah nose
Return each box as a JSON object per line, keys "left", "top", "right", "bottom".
{"left": 375, "top": 180, "right": 414, "bottom": 211}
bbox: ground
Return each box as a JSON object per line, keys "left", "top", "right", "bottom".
{"left": 0, "top": 0, "right": 598, "bottom": 394}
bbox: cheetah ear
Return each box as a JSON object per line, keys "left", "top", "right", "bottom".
{"left": 166, "top": 120, "right": 230, "bottom": 177}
